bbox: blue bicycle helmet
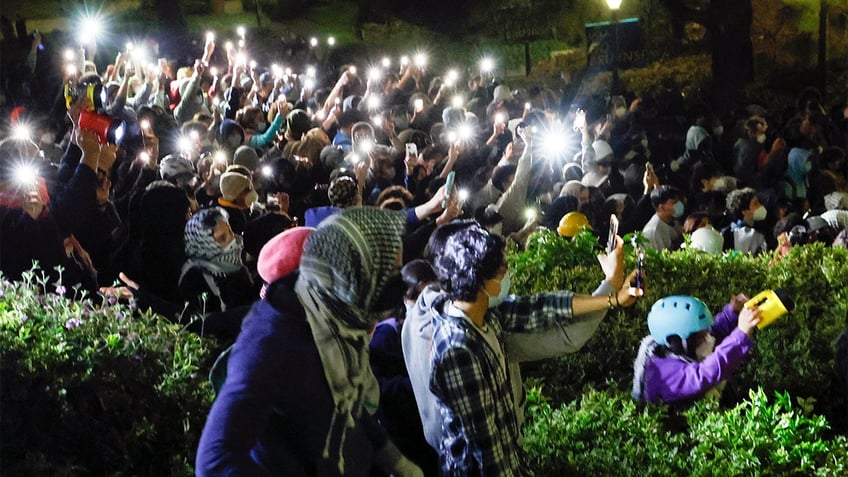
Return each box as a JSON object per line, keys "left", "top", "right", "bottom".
{"left": 647, "top": 295, "right": 714, "bottom": 346}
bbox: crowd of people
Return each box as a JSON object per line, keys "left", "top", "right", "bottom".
{"left": 1, "top": 18, "right": 848, "bottom": 476}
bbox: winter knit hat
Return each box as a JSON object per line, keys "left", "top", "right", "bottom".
{"left": 219, "top": 171, "right": 252, "bottom": 202}
{"left": 233, "top": 145, "right": 259, "bottom": 171}
{"left": 159, "top": 154, "right": 195, "bottom": 181}
{"left": 328, "top": 175, "right": 358, "bottom": 207}
{"left": 257, "top": 227, "right": 315, "bottom": 284}
{"left": 286, "top": 109, "right": 312, "bottom": 141}
{"left": 492, "top": 85, "right": 512, "bottom": 103}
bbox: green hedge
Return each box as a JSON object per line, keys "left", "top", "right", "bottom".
{"left": 523, "top": 385, "right": 848, "bottom": 476}
{"left": 0, "top": 268, "right": 215, "bottom": 476}
{"left": 510, "top": 230, "right": 848, "bottom": 474}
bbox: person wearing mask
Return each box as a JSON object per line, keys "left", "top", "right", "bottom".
{"left": 632, "top": 295, "right": 762, "bottom": 408}
{"left": 421, "top": 222, "right": 642, "bottom": 476}
{"left": 179, "top": 208, "right": 256, "bottom": 315}
{"left": 722, "top": 187, "right": 768, "bottom": 255}
{"left": 216, "top": 165, "right": 258, "bottom": 234}
{"left": 733, "top": 116, "right": 767, "bottom": 187}
{"left": 641, "top": 185, "right": 685, "bottom": 251}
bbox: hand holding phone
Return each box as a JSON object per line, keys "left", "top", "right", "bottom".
{"left": 443, "top": 171, "right": 455, "bottom": 208}
{"left": 607, "top": 214, "right": 619, "bottom": 254}
{"left": 405, "top": 143, "right": 418, "bottom": 158}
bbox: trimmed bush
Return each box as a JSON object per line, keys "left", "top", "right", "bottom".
{"left": 523, "top": 385, "right": 848, "bottom": 476}
{"left": 510, "top": 229, "right": 848, "bottom": 423}
{"left": 0, "top": 267, "right": 215, "bottom": 476}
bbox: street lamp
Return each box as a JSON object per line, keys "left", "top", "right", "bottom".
{"left": 605, "top": 0, "right": 622, "bottom": 93}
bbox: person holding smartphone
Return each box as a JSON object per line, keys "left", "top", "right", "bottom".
{"left": 407, "top": 222, "right": 643, "bottom": 475}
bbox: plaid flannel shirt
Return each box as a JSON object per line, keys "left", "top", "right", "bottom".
{"left": 429, "top": 290, "right": 574, "bottom": 476}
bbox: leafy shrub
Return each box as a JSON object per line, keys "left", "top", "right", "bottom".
{"left": 0, "top": 268, "right": 216, "bottom": 476}
{"left": 523, "top": 385, "right": 848, "bottom": 476}
{"left": 510, "top": 231, "right": 848, "bottom": 427}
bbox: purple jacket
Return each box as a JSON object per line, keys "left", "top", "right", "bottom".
{"left": 642, "top": 303, "right": 753, "bottom": 405}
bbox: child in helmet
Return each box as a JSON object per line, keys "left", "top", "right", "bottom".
{"left": 632, "top": 294, "right": 762, "bottom": 407}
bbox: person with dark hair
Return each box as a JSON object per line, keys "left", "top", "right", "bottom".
{"left": 642, "top": 185, "right": 685, "bottom": 251}
{"left": 196, "top": 207, "right": 423, "bottom": 476}
{"left": 722, "top": 187, "right": 768, "bottom": 255}
{"left": 369, "top": 259, "right": 439, "bottom": 476}
{"left": 733, "top": 116, "right": 767, "bottom": 187}
{"left": 419, "top": 222, "right": 641, "bottom": 475}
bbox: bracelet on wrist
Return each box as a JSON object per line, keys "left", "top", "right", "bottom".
{"left": 615, "top": 291, "right": 621, "bottom": 307}
{"left": 607, "top": 293, "right": 615, "bottom": 310}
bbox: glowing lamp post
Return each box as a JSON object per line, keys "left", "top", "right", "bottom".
{"left": 606, "top": 0, "right": 622, "bottom": 93}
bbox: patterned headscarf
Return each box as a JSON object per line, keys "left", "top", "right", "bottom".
{"left": 180, "top": 208, "right": 246, "bottom": 283}
{"left": 294, "top": 206, "right": 405, "bottom": 472}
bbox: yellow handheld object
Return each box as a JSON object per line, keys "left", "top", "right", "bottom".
{"left": 745, "top": 289, "right": 793, "bottom": 329}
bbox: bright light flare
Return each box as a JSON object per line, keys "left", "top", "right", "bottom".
{"left": 63, "top": 49, "right": 76, "bottom": 61}
{"left": 303, "top": 78, "right": 315, "bottom": 90}
{"left": 358, "top": 139, "right": 375, "bottom": 154}
{"left": 78, "top": 15, "right": 103, "bottom": 44}
{"left": 138, "top": 151, "right": 151, "bottom": 163}
{"left": 458, "top": 124, "right": 473, "bottom": 141}
{"left": 237, "top": 26, "right": 246, "bottom": 38}
{"left": 140, "top": 119, "right": 151, "bottom": 131}
{"left": 480, "top": 57, "right": 495, "bottom": 73}
{"left": 413, "top": 53, "right": 427, "bottom": 68}
{"left": 14, "top": 164, "right": 39, "bottom": 187}
{"left": 309, "top": 37, "right": 318, "bottom": 47}
{"left": 371, "top": 116, "right": 383, "bottom": 127}
{"left": 206, "top": 31, "right": 215, "bottom": 42}
{"left": 368, "top": 67, "right": 382, "bottom": 82}
{"left": 457, "top": 188, "right": 470, "bottom": 202}
{"left": 327, "top": 36, "right": 336, "bottom": 47}
{"left": 524, "top": 208, "right": 537, "bottom": 220}
{"left": 348, "top": 66, "right": 357, "bottom": 75}
{"left": 262, "top": 165, "right": 273, "bottom": 177}
{"left": 400, "top": 55, "right": 409, "bottom": 66}
{"left": 11, "top": 124, "right": 32, "bottom": 142}
{"left": 451, "top": 96, "right": 464, "bottom": 108}
{"left": 381, "top": 57, "right": 391, "bottom": 68}
{"left": 367, "top": 96, "right": 381, "bottom": 110}
{"left": 306, "top": 66, "right": 316, "bottom": 78}
{"left": 539, "top": 129, "right": 571, "bottom": 159}
{"left": 494, "top": 112, "right": 506, "bottom": 124}
{"left": 210, "top": 66, "right": 219, "bottom": 77}
{"left": 249, "top": 60, "right": 257, "bottom": 69}
{"left": 178, "top": 136, "right": 193, "bottom": 153}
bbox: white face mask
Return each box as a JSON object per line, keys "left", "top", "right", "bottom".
{"left": 712, "top": 126, "right": 723, "bottom": 137}
{"left": 695, "top": 333, "right": 716, "bottom": 360}
{"left": 640, "top": 138, "right": 649, "bottom": 150}
{"left": 757, "top": 134, "right": 767, "bottom": 144}
{"left": 752, "top": 205, "right": 767, "bottom": 222}
{"left": 486, "top": 273, "right": 511, "bottom": 309}
{"left": 614, "top": 107, "right": 627, "bottom": 119}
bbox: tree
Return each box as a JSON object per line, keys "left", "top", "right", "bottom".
{"left": 660, "top": 0, "right": 754, "bottom": 112}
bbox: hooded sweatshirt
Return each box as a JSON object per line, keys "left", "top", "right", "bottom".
{"left": 401, "top": 279, "right": 616, "bottom": 450}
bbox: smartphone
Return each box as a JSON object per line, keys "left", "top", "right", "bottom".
{"left": 607, "top": 214, "right": 619, "bottom": 254}
{"left": 405, "top": 143, "right": 418, "bottom": 157}
{"left": 443, "top": 171, "right": 456, "bottom": 208}
{"left": 635, "top": 243, "right": 645, "bottom": 290}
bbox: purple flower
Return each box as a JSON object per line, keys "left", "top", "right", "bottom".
{"left": 115, "top": 311, "right": 125, "bottom": 320}
{"left": 55, "top": 285, "right": 67, "bottom": 296}
{"left": 65, "top": 318, "right": 82, "bottom": 330}
{"left": 107, "top": 295, "right": 117, "bottom": 305}
{"left": 21, "top": 314, "right": 29, "bottom": 322}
